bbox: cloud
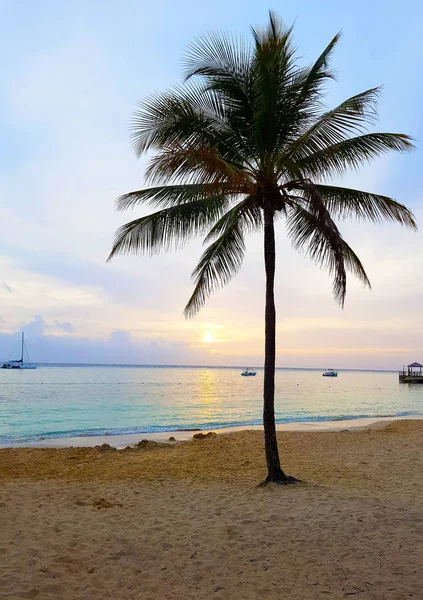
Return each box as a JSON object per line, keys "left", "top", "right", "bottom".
{"left": 0, "top": 316, "right": 214, "bottom": 365}
{"left": 3, "top": 283, "right": 13, "bottom": 293}
{"left": 22, "top": 315, "right": 45, "bottom": 336}
{"left": 53, "top": 320, "right": 74, "bottom": 334}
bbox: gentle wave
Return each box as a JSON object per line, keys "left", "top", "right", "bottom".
{"left": 1, "top": 410, "right": 420, "bottom": 446}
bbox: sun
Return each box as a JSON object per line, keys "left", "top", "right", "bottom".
{"left": 202, "top": 329, "right": 215, "bottom": 343}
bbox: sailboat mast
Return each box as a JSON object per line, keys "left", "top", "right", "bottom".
{"left": 21, "top": 332, "right": 24, "bottom": 363}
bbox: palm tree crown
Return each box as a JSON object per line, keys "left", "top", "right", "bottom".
{"left": 109, "top": 13, "right": 416, "bottom": 311}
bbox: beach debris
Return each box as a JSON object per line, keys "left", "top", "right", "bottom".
{"left": 136, "top": 439, "right": 158, "bottom": 449}
{"left": 168, "top": 436, "right": 176, "bottom": 442}
{"left": 95, "top": 443, "right": 116, "bottom": 452}
{"left": 193, "top": 431, "right": 217, "bottom": 440}
{"left": 75, "top": 497, "right": 122, "bottom": 509}
{"left": 92, "top": 497, "right": 122, "bottom": 509}
{"left": 135, "top": 439, "right": 169, "bottom": 450}
{"left": 116, "top": 439, "right": 171, "bottom": 451}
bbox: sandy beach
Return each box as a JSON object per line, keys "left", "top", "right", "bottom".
{"left": 1, "top": 420, "right": 422, "bottom": 599}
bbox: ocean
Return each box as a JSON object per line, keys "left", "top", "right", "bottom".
{"left": 0, "top": 365, "right": 422, "bottom": 445}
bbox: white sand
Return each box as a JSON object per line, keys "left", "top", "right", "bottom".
{"left": 2, "top": 479, "right": 422, "bottom": 600}
{"left": 1, "top": 420, "right": 422, "bottom": 599}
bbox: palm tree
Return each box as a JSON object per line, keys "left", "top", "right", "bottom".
{"left": 108, "top": 13, "right": 416, "bottom": 484}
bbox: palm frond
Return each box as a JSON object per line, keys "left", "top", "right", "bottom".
{"left": 287, "top": 183, "right": 373, "bottom": 298}
{"left": 204, "top": 196, "right": 262, "bottom": 241}
{"left": 182, "top": 28, "right": 263, "bottom": 164}
{"left": 286, "top": 203, "right": 348, "bottom": 305}
{"left": 130, "top": 82, "right": 259, "bottom": 175}
{"left": 281, "top": 89, "right": 381, "bottom": 172}
{"left": 145, "top": 142, "right": 253, "bottom": 186}
{"left": 130, "top": 84, "right": 230, "bottom": 157}
{"left": 289, "top": 33, "right": 340, "bottom": 116}
{"left": 108, "top": 196, "right": 230, "bottom": 260}
{"left": 184, "top": 201, "right": 258, "bottom": 317}
{"left": 297, "top": 132, "right": 414, "bottom": 179}
{"left": 183, "top": 30, "right": 251, "bottom": 81}
{"left": 250, "top": 13, "right": 299, "bottom": 160}
{"left": 301, "top": 32, "right": 340, "bottom": 88}
{"left": 340, "top": 238, "right": 371, "bottom": 289}
{"left": 251, "top": 11, "right": 293, "bottom": 50}
{"left": 313, "top": 184, "right": 417, "bottom": 228}
{"left": 116, "top": 184, "right": 231, "bottom": 211}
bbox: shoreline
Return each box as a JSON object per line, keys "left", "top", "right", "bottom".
{"left": 3, "top": 413, "right": 422, "bottom": 449}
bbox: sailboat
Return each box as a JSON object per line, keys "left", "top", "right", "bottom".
{"left": 1, "top": 333, "right": 37, "bottom": 370}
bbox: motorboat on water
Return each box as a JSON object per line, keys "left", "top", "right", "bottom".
{"left": 1, "top": 333, "right": 37, "bottom": 370}
{"left": 241, "top": 368, "right": 257, "bottom": 377}
{"left": 322, "top": 369, "right": 338, "bottom": 377}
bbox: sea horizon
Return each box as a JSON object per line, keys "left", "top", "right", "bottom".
{"left": 28, "top": 362, "right": 400, "bottom": 373}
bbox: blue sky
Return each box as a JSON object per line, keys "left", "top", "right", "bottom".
{"left": 0, "top": 0, "right": 422, "bottom": 368}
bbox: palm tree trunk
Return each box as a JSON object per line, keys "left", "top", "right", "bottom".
{"left": 262, "top": 204, "right": 297, "bottom": 485}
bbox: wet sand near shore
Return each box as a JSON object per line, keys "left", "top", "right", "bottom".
{"left": 1, "top": 420, "right": 422, "bottom": 599}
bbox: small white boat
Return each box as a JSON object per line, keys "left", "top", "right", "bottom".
{"left": 1, "top": 333, "right": 37, "bottom": 370}
{"left": 241, "top": 368, "right": 257, "bottom": 377}
{"left": 323, "top": 369, "right": 338, "bottom": 377}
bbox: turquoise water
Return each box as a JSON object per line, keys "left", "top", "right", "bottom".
{"left": 0, "top": 365, "right": 422, "bottom": 445}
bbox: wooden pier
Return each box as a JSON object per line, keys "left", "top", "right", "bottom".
{"left": 399, "top": 361, "right": 423, "bottom": 383}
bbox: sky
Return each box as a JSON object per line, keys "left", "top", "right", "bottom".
{"left": 0, "top": 0, "right": 422, "bottom": 369}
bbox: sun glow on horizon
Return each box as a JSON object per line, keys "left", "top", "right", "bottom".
{"left": 202, "top": 329, "right": 215, "bottom": 343}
